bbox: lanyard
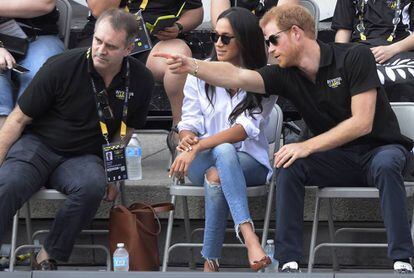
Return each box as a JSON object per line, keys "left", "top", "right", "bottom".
{"left": 356, "top": 0, "right": 403, "bottom": 42}
{"left": 90, "top": 59, "right": 130, "bottom": 145}
{"left": 124, "top": 0, "right": 149, "bottom": 12}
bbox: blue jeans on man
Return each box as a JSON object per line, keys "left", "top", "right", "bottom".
{"left": 275, "top": 144, "right": 414, "bottom": 264}
{"left": 0, "top": 134, "right": 106, "bottom": 261}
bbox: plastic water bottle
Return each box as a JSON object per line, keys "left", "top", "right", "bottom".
{"left": 126, "top": 134, "right": 142, "bottom": 180}
{"left": 264, "top": 239, "right": 278, "bottom": 272}
{"left": 113, "top": 243, "right": 129, "bottom": 272}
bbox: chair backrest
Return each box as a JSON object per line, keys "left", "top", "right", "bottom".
{"left": 300, "top": 0, "right": 320, "bottom": 37}
{"left": 390, "top": 102, "right": 414, "bottom": 141}
{"left": 264, "top": 103, "right": 284, "bottom": 152}
{"left": 56, "top": 0, "right": 72, "bottom": 49}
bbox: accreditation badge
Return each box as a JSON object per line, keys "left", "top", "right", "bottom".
{"left": 102, "top": 143, "right": 128, "bottom": 182}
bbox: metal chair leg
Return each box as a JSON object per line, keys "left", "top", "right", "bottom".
{"left": 10, "top": 210, "right": 20, "bottom": 272}
{"left": 24, "top": 202, "right": 33, "bottom": 245}
{"left": 327, "top": 199, "right": 339, "bottom": 271}
{"left": 162, "top": 195, "right": 176, "bottom": 272}
{"left": 261, "top": 172, "right": 277, "bottom": 247}
{"left": 307, "top": 195, "right": 321, "bottom": 273}
{"left": 182, "top": 196, "right": 195, "bottom": 269}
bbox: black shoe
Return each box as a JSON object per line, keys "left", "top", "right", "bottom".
{"left": 31, "top": 254, "right": 57, "bottom": 271}
{"left": 280, "top": 261, "right": 300, "bottom": 273}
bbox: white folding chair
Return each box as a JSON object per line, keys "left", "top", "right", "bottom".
{"left": 300, "top": 0, "right": 320, "bottom": 36}
{"left": 161, "top": 104, "right": 283, "bottom": 272}
{"left": 307, "top": 102, "right": 414, "bottom": 272}
{"left": 56, "top": 0, "right": 72, "bottom": 49}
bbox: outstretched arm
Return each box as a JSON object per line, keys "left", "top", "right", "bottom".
{"left": 153, "top": 53, "right": 266, "bottom": 93}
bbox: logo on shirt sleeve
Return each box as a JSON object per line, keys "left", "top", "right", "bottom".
{"left": 327, "top": 77, "right": 342, "bottom": 89}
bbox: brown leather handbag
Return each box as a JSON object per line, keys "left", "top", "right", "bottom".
{"left": 109, "top": 202, "right": 174, "bottom": 271}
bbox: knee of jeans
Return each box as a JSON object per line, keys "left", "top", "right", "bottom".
{"left": 205, "top": 167, "right": 220, "bottom": 185}
{"left": 204, "top": 172, "right": 223, "bottom": 199}
{"left": 371, "top": 154, "right": 405, "bottom": 178}
{"left": 72, "top": 177, "right": 106, "bottom": 202}
{"left": 212, "top": 143, "right": 237, "bottom": 158}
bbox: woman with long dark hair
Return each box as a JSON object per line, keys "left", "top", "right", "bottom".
{"left": 168, "top": 7, "right": 277, "bottom": 272}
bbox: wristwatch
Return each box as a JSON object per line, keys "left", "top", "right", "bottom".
{"left": 175, "top": 22, "right": 184, "bottom": 34}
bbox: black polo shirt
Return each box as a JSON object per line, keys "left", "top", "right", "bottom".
{"left": 118, "top": 0, "right": 203, "bottom": 25}
{"left": 332, "top": 0, "right": 413, "bottom": 45}
{"left": 18, "top": 47, "right": 154, "bottom": 157}
{"left": 257, "top": 41, "right": 413, "bottom": 151}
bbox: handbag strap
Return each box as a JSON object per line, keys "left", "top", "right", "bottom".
{"left": 113, "top": 205, "right": 162, "bottom": 236}
{"left": 129, "top": 202, "right": 174, "bottom": 214}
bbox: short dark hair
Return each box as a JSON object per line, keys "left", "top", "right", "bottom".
{"left": 95, "top": 8, "right": 138, "bottom": 46}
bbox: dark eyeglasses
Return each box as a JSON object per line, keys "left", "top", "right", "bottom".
{"left": 265, "top": 28, "right": 290, "bottom": 47}
{"left": 210, "top": 32, "right": 235, "bottom": 45}
{"left": 96, "top": 90, "right": 114, "bottom": 120}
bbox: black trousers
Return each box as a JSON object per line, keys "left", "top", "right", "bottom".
{"left": 274, "top": 144, "right": 414, "bottom": 264}
{"left": 0, "top": 134, "right": 106, "bottom": 261}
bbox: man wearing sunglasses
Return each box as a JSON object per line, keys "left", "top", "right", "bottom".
{"left": 156, "top": 3, "right": 414, "bottom": 274}
{"left": 0, "top": 9, "right": 154, "bottom": 270}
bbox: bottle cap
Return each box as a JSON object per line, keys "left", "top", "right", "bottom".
{"left": 266, "top": 239, "right": 274, "bottom": 244}
{"left": 117, "top": 243, "right": 125, "bottom": 248}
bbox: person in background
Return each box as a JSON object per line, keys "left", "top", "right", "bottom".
{"left": 211, "top": 0, "right": 298, "bottom": 28}
{"left": 0, "top": 0, "right": 64, "bottom": 128}
{"left": 168, "top": 7, "right": 277, "bottom": 272}
{"left": 332, "top": 0, "right": 414, "bottom": 102}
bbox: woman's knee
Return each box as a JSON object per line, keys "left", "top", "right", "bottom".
{"left": 206, "top": 167, "right": 220, "bottom": 185}
{"left": 212, "top": 143, "right": 237, "bottom": 158}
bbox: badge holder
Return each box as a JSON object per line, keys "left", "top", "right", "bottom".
{"left": 103, "top": 143, "right": 128, "bottom": 182}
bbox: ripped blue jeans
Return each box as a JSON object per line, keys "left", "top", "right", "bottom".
{"left": 187, "top": 143, "right": 268, "bottom": 261}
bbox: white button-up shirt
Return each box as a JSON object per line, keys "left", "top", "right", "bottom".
{"left": 177, "top": 74, "right": 277, "bottom": 181}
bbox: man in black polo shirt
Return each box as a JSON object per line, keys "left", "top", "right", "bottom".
{"left": 156, "top": 4, "right": 414, "bottom": 273}
{"left": 0, "top": 9, "right": 153, "bottom": 270}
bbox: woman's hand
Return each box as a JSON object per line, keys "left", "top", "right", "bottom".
{"left": 177, "top": 134, "right": 199, "bottom": 152}
{"left": 0, "top": 48, "right": 15, "bottom": 71}
{"left": 152, "top": 52, "right": 195, "bottom": 74}
{"left": 169, "top": 143, "right": 200, "bottom": 179}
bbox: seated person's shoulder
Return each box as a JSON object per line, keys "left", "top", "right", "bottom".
{"left": 39, "top": 48, "right": 88, "bottom": 71}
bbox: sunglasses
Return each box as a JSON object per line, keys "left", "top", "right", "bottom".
{"left": 210, "top": 32, "right": 235, "bottom": 45}
{"left": 265, "top": 28, "right": 291, "bottom": 47}
{"left": 96, "top": 90, "right": 114, "bottom": 120}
